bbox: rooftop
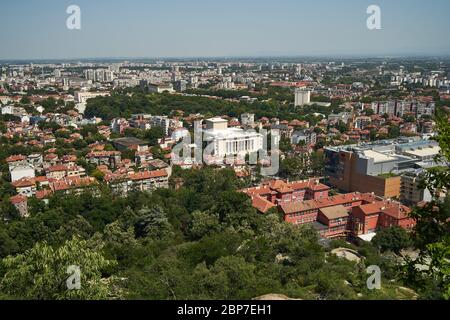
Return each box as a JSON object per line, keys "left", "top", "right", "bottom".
{"left": 362, "top": 150, "right": 397, "bottom": 163}
{"left": 112, "top": 137, "right": 148, "bottom": 146}
{"left": 319, "top": 205, "right": 349, "bottom": 220}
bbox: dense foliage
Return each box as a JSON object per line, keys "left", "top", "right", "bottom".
{"left": 84, "top": 90, "right": 345, "bottom": 123}
{"left": 0, "top": 167, "right": 417, "bottom": 300}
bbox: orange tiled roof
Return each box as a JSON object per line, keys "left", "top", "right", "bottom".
{"left": 46, "top": 164, "right": 68, "bottom": 173}
{"left": 6, "top": 155, "right": 26, "bottom": 163}
{"left": 381, "top": 205, "right": 411, "bottom": 219}
{"left": 280, "top": 193, "right": 364, "bottom": 214}
{"left": 10, "top": 194, "right": 27, "bottom": 205}
{"left": 12, "top": 178, "right": 35, "bottom": 188}
{"left": 252, "top": 195, "right": 276, "bottom": 214}
{"left": 128, "top": 169, "right": 168, "bottom": 181}
{"left": 36, "top": 189, "right": 53, "bottom": 199}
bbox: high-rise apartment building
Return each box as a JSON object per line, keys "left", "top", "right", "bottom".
{"left": 294, "top": 88, "right": 311, "bottom": 106}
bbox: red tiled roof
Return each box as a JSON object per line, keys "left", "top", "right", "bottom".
{"left": 6, "top": 155, "right": 26, "bottom": 163}
{"left": 46, "top": 165, "right": 68, "bottom": 173}
{"left": 381, "top": 205, "right": 411, "bottom": 219}
{"left": 12, "top": 178, "right": 35, "bottom": 188}
{"left": 87, "top": 151, "right": 120, "bottom": 157}
{"left": 35, "top": 176, "right": 49, "bottom": 183}
{"left": 128, "top": 169, "right": 168, "bottom": 181}
{"left": 50, "top": 177, "right": 96, "bottom": 192}
{"left": 358, "top": 202, "right": 385, "bottom": 215}
{"left": 10, "top": 194, "right": 27, "bottom": 205}
{"left": 36, "top": 189, "right": 53, "bottom": 200}
{"left": 267, "top": 180, "right": 287, "bottom": 190}
{"left": 252, "top": 195, "right": 276, "bottom": 214}
{"left": 280, "top": 193, "right": 364, "bottom": 214}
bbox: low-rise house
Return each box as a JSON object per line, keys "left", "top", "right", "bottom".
{"left": 271, "top": 124, "right": 293, "bottom": 138}
{"left": 291, "top": 129, "right": 317, "bottom": 146}
{"left": 43, "top": 153, "right": 59, "bottom": 168}
{"left": 10, "top": 164, "right": 35, "bottom": 182}
{"left": 112, "top": 137, "right": 149, "bottom": 152}
{"left": 27, "top": 154, "right": 43, "bottom": 170}
{"left": 46, "top": 164, "right": 86, "bottom": 179}
{"left": 46, "top": 165, "right": 69, "bottom": 180}
{"left": 6, "top": 155, "right": 28, "bottom": 169}
{"left": 87, "top": 151, "right": 121, "bottom": 169}
{"left": 12, "top": 178, "right": 37, "bottom": 197}
{"left": 10, "top": 195, "right": 29, "bottom": 218}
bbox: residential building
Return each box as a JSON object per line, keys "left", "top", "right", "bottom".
{"left": 10, "top": 164, "right": 35, "bottom": 182}
{"left": 400, "top": 170, "right": 432, "bottom": 205}
{"left": 241, "top": 113, "right": 255, "bottom": 127}
{"left": 294, "top": 88, "right": 311, "bottom": 106}
{"left": 87, "top": 151, "right": 122, "bottom": 169}
{"left": 74, "top": 91, "right": 110, "bottom": 104}
{"left": 112, "top": 137, "right": 149, "bottom": 152}
{"left": 104, "top": 169, "right": 169, "bottom": 196}
{"left": 151, "top": 116, "right": 170, "bottom": 135}
{"left": 10, "top": 195, "right": 29, "bottom": 218}
{"left": 291, "top": 129, "right": 317, "bottom": 146}
{"left": 148, "top": 83, "right": 174, "bottom": 93}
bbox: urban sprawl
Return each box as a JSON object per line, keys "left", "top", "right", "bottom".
{"left": 1, "top": 58, "right": 449, "bottom": 243}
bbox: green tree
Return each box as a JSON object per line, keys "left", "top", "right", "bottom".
{"left": 189, "top": 210, "right": 221, "bottom": 240}
{"left": 135, "top": 206, "right": 174, "bottom": 240}
{"left": 401, "top": 117, "right": 450, "bottom": 299}
{"left": 372, "top": 227, "right": 412, "bottom": 254}
{"left": 145, "top": 127, "right": 165, "bottom": 146}
{"left": 280, "top": 157, "right": 307, "bottom": 180}
{"left": 0, "top": 237, "right": 118, "bottom": 300}
{"left": 388, "top": 126, "right": 401, "bottom": 138}
{"left": 0, "top": 228, "right": 19, "bottom": 258}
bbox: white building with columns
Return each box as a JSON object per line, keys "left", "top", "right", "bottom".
{"left": 203, "top": 118, "right": 263, "bottom": 158}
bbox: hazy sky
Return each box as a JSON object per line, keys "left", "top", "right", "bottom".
{"left": 1, "top": 0, "right": 450, "bottom": 59}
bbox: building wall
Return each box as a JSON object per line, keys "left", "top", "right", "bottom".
{"left": 10, "top": 166, "right": 35, "bottom": 182}
{"left": 350, "top": 207, "right": 380, "bottom": 235}
{"left": 284, "top": 210, "right": 318, "bottom": 225}
{"left": 327, "top": 150, "right": 401, "bottom": 198}
{"left": 294, "top": 89, "right": 311, "bottom": 106}
{"left": 400, "top": 174, "right": 432, "bottom": 204}
{"left": 351, "top": 174, "right": 401, "bottom": 198}
{"left": 378, "top": 214, "right": 415, "bottom": 230}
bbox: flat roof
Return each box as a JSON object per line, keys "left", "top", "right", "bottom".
{"left": 112, "top": 137, "right": 148, "bottom": 146}
{"left": 206, "top": 117, "right": 228, "bottom": 123}
{"left": 358, "top": 232, "right": 377, "bottom": 242}
{"left": 203, "top": 128, "right": 262, "bottom": 139}
{"left": 362, "top": 150, "right": 397, "bottom": 163}
{"left": 404, "top": 146, "right": 441, "bottom": 158}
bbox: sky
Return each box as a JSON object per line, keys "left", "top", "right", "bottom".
{"left": 1, "top": 0, "right": 450, "bottom": 60}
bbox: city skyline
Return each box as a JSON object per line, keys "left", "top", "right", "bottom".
{"left": 1, "top": 0, "right": 450, "bottom": 60}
